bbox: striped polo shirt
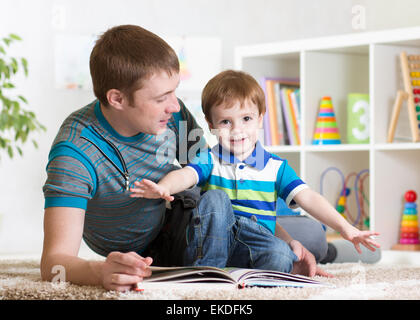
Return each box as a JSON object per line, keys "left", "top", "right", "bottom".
{"left": 43, "top": 99, "right": 204, "bottom": 256}
{"left": 186, "top": 141, "right": 307, "bottom": 234}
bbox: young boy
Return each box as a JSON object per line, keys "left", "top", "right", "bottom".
{"left": 130, "top": 70, "right": 380, "bottom": 272}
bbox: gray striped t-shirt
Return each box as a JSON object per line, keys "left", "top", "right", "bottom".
{"left": 43, "top": 99, "right": 204, "bottom": 256}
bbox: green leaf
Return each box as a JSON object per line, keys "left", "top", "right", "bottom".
{"left": 7, "top": 145, "right": 13, "bottom": 158}
{"left": 11, "top": 57, "right": 18, "bottom": 74}
{"left": 3, "top": 65, "right": 10, "bottom": 79}
{"left": 9, "top": 34, "right": 22, "bottom": 41}
{"left": 0, "top": 137, "right": 6, "bottom": 148}
{"left": 2, "top": 82, "right": 15, "bottom": 88}
{"left": 2, "top": 38, "right": 11, "bottom": 46}
{"left": 18, "top": 95, "right": 28, "bottom": 104}
{"left": 21, "top": 58, "right": 28, "bottom": 76}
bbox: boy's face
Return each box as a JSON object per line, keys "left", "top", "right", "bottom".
{"left": 208, "top": 99, "right": 263, "bottom": 161}
{"left": 122, "top": 70, "right": 180, "bottom": 136}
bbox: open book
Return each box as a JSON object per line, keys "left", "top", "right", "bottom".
{"left": 134, "top": 266, "right": 331, "bottom": 290}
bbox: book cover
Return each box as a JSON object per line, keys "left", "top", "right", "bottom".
{"left": 287, "top": 89, "right": 301, "bottom": 145}
{"left": 261, "top": 78, "right": 300, "bottom": 146}
{"left": 134, "top": 266, "right": 331, "bottom": 290}
{"left": 280, "top": 87, "right": 295, "bottom": 145}
{"left": 274, "top": 82, "right": 285, "bottom": 145}
{"left": 266, "top": 80, "right": 280, "bottom": 145}
{"left": 291, "top": 89, "right": 301, "bottom": 144}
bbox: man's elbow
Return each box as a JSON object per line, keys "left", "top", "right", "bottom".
{"left": 40, "top": 254, "right": 60, "bottom": 282}
{"left": 40, "top": 256, "right": 52, "bottom": 281}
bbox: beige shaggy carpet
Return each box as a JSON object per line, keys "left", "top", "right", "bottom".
{"left": 1, "top": 258, "right": 420, "bottom": 300}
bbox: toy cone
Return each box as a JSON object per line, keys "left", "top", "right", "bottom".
{"left": 398, "top": 191, "right": 419, "bottom": 245}
{"left": 312, "top": 96, "right": 341, "bottom": 145}
{"left": 392, "top": 190, "right": 420, "bottom": 251}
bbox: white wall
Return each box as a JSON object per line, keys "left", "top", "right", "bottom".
{"left": 1, "top": 0, "right": 420, "bottom": 254}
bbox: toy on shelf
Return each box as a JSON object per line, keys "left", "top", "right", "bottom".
{"left": 392, "top": 190, "right": 420, "bottom": 251}
{"left": 387, "top": 52, "right": 420, "bottom": 143}
{"left": 312, "top": 96, "right": 341, "bottom": 145}
{"left": 347, "top": 93, "right": 370, "bottom": 144}
{"left": 320, "top": 167, "right": 370, "bottom": 230}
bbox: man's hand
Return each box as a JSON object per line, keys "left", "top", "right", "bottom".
{"left": 291, "top": 243, "right": 333, "bottom": 278}
{"left": 101, "top": 251, "right": 153, "bottom": 291}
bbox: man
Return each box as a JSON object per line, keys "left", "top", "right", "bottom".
{"left": 41, "top": 25, "right": 329, "bottom": 291}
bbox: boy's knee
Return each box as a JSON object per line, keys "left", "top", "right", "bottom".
{"left": 197, "top": 190, "right": 234, "bottom": 219}
{"left": 255, "top": 251, "right": 296, "bottom": 273}
{"left": 253, "top": 239, "right": 297, "bottom": 273}
{"left": 199, "top": 189, "right": 230, "bottom": 205}
{"left": 194, "top": 189, "right": 235, "bottom": 229}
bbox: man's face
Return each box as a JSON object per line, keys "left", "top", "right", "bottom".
{"left": 123, "top": 71, "right": 181, "bottom": 136}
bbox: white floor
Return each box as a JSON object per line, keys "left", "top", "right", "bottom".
{"left": 379, "top": 250, "right": 420, "bottom": 266}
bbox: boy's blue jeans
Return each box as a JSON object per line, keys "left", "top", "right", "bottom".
{"left": 183, "top": 190, "right": 298, "bottom": 273}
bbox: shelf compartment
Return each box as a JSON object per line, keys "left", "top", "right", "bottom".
{"left": 303, "top": 46, "right": 370, "bottom": 146}
{"left": 304, "top": 150, "right": 370, "bottom": 230}
{"left": 372, "top": 43, "right": 420, "bottom": 144}
{"left": 374, "top": 149, "right": 420, "bottom": 249}
{"left": 239, "top": 52, "right": 300, "bottom": 82}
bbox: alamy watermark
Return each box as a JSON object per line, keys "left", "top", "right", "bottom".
{"left": 351, "top": 5, "right": 366, "bottom": 30}
{"left": 51, "top": 264, "right": 66, "bottom": 283}
{"left": 155, "top": 121, "right": 268, "bottom": 166}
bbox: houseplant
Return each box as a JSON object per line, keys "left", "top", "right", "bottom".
{"left": 0, "top": 33, "right": 45, "bottom": 159}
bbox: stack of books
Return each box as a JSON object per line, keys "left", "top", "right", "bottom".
{"left": 261, "top": 77, "right": 301, "bottom": 146}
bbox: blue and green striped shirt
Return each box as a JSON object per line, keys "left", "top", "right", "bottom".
{"left": 186, "top": 141, "right": 307, "bottom": 234}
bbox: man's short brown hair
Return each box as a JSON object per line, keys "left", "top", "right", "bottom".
{"left": 201, "top": 70, "right": 266, "bottom": 123}
{"left": 90, "top": 25, "right": 179, "bottom": 106}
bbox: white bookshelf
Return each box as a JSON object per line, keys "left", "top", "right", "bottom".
{"left": 235, "top": 27, "right": 420, "bottom": 256}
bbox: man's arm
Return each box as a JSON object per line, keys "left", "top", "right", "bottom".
{"left": 41, "top": 207, "right": 152, "bottom": 291}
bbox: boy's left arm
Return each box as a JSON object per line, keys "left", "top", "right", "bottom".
{"left": 275, "top": 221, "right": 333, "bottom": 278}
{"left": 293, "top": 188, "right": 380, "bottom": 253}
{"left": 274, "top": 222, "right": 303, "bottom": 260}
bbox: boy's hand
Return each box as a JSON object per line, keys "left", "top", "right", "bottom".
{"left": 291, "top": 243, "right": 333, "bottom": 278}
{"left": 129, "top": 179, "right": 174, "bottom": 202}
{"left": 340, "top": 225, "right": 380, "bottom": 254}
{"left": 289, "top": 240, "right": 304, "bottom": 261}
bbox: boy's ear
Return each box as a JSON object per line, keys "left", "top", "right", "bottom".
{"left": 106, "top": 89, "right": 125, "bottom": 111}
{"left": 206, "top": 117, "right": 214, "bottom": 130}
{"left": 258, "top": 113, "right": 264, "bottom": 128}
